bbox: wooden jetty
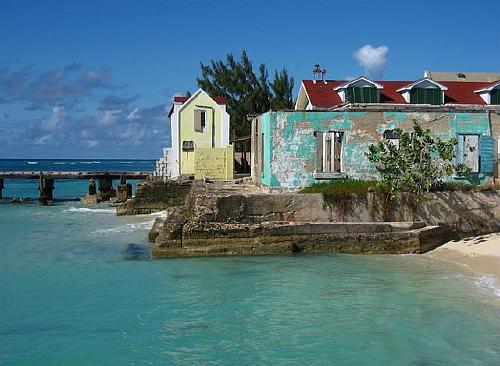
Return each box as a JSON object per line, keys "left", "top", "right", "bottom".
{"left": 0, "top": 171, "right": 151, "bottom": 204}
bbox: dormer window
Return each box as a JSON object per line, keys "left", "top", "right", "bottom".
{"left": 397, "top": 78, "right": 447, "bottom": 105}
{"left": 346, "top": 86, "right": 379, "bottom": 103}
{"left": 334, "top": 77, "right": 383, "bottom": 104}
{"left": 474, "top": 81, "right": 500, "bottom": 105}
{"left": 409, "top": 88, "right": 443, "bottom": 105}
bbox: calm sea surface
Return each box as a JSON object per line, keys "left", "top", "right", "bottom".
{"left": 1, "top": 159, "right": 500, "bottom": 365}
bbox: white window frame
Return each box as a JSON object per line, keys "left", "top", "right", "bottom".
{"left": 322, "top": 131, "right": 343, "bottom": 173}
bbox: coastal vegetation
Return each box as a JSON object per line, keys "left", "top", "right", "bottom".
{"left": 197, "top": 50, "right": 295, "bottom": 137}
{"left": 366, "top": 120, "right": 471, "bottom": 196}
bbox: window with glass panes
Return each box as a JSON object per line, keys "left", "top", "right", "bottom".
{"left": 491, "top": 89, "right": 500, "bottom": 105}
{"left": 346, "top": 87, "right": 379, "bottom": 103}
{"left": 409, "top": 88, "right": 442, "bottom": 105}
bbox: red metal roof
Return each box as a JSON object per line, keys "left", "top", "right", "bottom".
{"left": 301, "top": 79, "right": 494, "bottom": 108}
{"left": 173, "top": 95, "right": 226, "bottom": 104}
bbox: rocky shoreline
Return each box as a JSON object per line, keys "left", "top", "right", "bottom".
{"left": 116, "top": 179, "right": 500, "bottom": 259}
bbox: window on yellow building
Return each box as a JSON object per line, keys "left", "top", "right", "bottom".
{"left": 194, "top": 109, "right": 206, "bottom": 132}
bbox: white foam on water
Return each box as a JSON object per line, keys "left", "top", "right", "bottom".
{"left": 53, "top": 162, "right": 66, "bottom": 165}
{"left": 119, "top": 161, "right": 135, "bottom": 164}
{"left": 63, "top": 207, "right": 116, "bottom": 214}
{"left": 475, "top": 275, "right": 500, "bottom": 297}
{"left": 150, "top": 211, "right": 168, "bottom": 218}
{"left": 93, "top": 221, "right": 154, "bottom": 235}
{"left": 91, "top": 211, "right": 167, "bottom": 235}
{"left": 27, "top": 161, "right": 38, "bottom": 165}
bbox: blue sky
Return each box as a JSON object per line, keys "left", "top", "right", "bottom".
{"left": 0, "top": 0, "right": 499, "bottom": 159}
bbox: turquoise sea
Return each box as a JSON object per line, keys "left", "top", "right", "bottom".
{"left": 1, "top": 159, "right": 500, "bottom": 365}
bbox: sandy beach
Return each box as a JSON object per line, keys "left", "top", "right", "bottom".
{"left": 427, "top": 232, "right": 500, "bottom": 280}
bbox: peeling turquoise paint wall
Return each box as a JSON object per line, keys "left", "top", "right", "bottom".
{"left": 259, "top": 110, "right": 493, "bottom": 188}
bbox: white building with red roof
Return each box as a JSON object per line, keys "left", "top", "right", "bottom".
{"left": 155, "top": 89, "right": 232, "bottom": 179}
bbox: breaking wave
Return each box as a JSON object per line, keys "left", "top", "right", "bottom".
{"left": 93, "top": 221, "right": 154, "bottom": 235}
{"left": 63, "top": 207, "right": 116, "bottom": 214}
{"left": 475, "top": 275, "right": 500, "bottom": 297}
{"left": 27, "top": 161, "right": 38, "bottom": 165}
{"left": 91, "top": 211, "right": 167, "bottom": 235}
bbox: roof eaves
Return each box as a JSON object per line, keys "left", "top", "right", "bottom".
{"left": 396, "top": 77, "right": 448, "bottom": 92}
{"left": 474, "top": 80, "right": 500, "bottom": 93}
{"left": 333, "top": 76, "right": 384, "bottom": 91}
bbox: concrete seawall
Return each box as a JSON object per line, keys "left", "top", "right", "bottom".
{"left": 118, "top": 180, "right": 500, "bottom": 258}
{"left": 151, "top": 221, "right": 452, "bottom": 258}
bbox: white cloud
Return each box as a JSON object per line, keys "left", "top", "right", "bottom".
{"left": 97, "top": 109, "right": 121, "bottom": 126}
{"left": 127, "top": 107, "right": 139, "bottom": 121}
{"left": 34, "top": 134, "right": 53, "bottom": 145}
{"left": 353, "top": 45, "right": 389, "bottom": 78}
{"left": 40, "top": 106, "right": 67, "bottom": 132}
{"left": 87, "top": 140, "right": 99, "bottom": 148}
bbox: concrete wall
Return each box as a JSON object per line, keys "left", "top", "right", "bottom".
{"left": 252, "top": 110, "right": 494, "bottom": 188}
{"left": 194, "top": 146, "right": 234, "bottom": 180}
{"left": 212, "top": 190, "right": 500, "bottom": 237}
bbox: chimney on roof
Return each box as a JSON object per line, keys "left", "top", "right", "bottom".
{"left": 313, "top": 64, "right": 326, "bottom": 83}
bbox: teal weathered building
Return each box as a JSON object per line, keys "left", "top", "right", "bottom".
{"left": 251, "top": 73, "right": 500, "bottom": 189}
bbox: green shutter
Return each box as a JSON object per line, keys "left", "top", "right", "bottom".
{"left": 347, "top": 88, "right": 354, "bottom": 102}
{"left": 410, "top": 89, "right": 417, "bottom": 104}
{"left": 491, "top": 89, "right": 500, "bottom": 105}
{"left": 410, "top": 88, "right": 442, "bottom": 104}
{"left": 371, "top": 88, "right": 379, "bottom": 103}
{"left": 432, "top": 89, "right": 442, "bottom": 105}
{"left": 479, "top": 135, "right": 494, "bottom": 173}
{"left": 347, "top": 87, "right": 378, "bottom": 103}
{"left": 362, "top": 88, "right": 369, "bottom": 102}
{"left": 354, "top": 87, "right": 361, "bottom": 102}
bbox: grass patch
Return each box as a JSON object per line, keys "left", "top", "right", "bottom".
{"left": 300, "top": 179, "right": 379, "bottom": 195}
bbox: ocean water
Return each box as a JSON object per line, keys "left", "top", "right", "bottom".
{"left": 1, "top": 160, "right": 500, "bottom": 365}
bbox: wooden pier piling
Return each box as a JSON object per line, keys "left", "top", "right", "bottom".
{"left": 116, "top": 174, "right": 131, "bottom": 203}
{"left": 38, "top": 175, "right": 54, "bottom": 205}
{"left": 88, "top": 178, "right": 96, "bottom": 195}
{"left": 98, "top": 174, "right": 114, "bottom": 201}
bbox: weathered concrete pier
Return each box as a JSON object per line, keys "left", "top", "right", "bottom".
{"left": 0, "top": 171, "right": 150, "bottom": 204}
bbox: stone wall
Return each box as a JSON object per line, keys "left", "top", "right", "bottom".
{"left": 116, "top": 179, "right": 192, "bottom": 216}
{"left": 148, "top": 182, "right": 500, "bottom": 258}
{"left": 211, "top": 191, "right": 500, "bottom": 236}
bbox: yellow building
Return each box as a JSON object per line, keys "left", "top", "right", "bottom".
{"left": 155, "top": 89, "right": 233, "bottom": 180}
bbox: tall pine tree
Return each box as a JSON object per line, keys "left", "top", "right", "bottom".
{"left": 197, "top": 51, "right": 294, "bottom": 138}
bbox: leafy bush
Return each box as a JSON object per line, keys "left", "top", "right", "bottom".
{"left": 366, "top": 120, "right": 470, "bottom": 196}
